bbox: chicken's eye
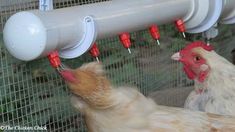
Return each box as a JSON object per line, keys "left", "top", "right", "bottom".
{"left": 194, "top": 56, "right": 201, "bottom": 62}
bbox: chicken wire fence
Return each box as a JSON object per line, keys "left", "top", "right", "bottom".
{"left": 1, "top": 0, "right": 235, "bottom": 131}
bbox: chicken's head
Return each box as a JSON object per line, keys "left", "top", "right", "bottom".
{"left": 60, "top": 62, "right": 112, "bottom": 109}
{"left": 171, "top": 41, "right": 213, "bottom": 83}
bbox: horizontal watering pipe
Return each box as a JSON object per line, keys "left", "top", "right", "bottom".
{"left": 3, "top": 0, "right": 235, "bottom": 61}
{"left": 220, "top": 0, "right": 235, "bottom": 24}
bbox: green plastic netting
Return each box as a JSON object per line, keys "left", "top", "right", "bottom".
{"left": 0, "top": 0, "right": 235, "bottom": 131}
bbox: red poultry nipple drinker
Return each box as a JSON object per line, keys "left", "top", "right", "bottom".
{"left": 47, "top": 51, "right": 67, "bottom": 72}
{"left": 119, "top": 33, "right": 132, "bottom": 54}
{"left": 175, "top": 19, "right": 186, "bottom": 38}
{"left": 89, "top": 43, "right": 100, "bottom": 62}
{"left": 149, "top": 25, "right": 161, "bottom": 45}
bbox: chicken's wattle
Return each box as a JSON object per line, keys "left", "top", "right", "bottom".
{"left": 183, "top": 65, "right": 196, "bottom": 80}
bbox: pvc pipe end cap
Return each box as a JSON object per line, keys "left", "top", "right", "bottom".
{"left": 3, "top": 11, "right": 46, "bottom": 61}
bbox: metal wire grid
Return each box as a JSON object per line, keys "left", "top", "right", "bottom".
{"left": 0, "top": 0, "right": 192, "bottom": 130}
{"left": 0, "top": 9, "right": 188, "bottom": 132}
{"left": 53, "top": 0, "right": 110, "bottom": 8}
{"left": 1, "top": 0, "right": 234, "bottom": 131}
{"left": 1, "top": 0, "right": 110, "bottom": 131}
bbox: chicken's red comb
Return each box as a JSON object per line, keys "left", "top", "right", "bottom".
{"left": 182, "top": 41, "right": 214, "bottom": 51}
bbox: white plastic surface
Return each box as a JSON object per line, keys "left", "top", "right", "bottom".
{"left": 3, "top": 12, "right": 47, "bottom": 61}
{"left": 59, "top": 16, "right": 97, "bottom": 59}
{"left": 3, "top": 0, "right": 235, "bottom": 61}
{"left": 3, "top": 0, "right": 191, "bottom": 61}
{"left": 185, "top": 0, "right": 223, "bottom": 33}
{"left": 39, "top": 0, "right": 53, "bottom": 11}
{"left": 220, "top": 0, "right": 235, "bottom": 24}
{"left": 184, "top": 0, "right": 210, "bottom": 29}
{"left": 221, "top": 17, "right": 235, "bottom": 24}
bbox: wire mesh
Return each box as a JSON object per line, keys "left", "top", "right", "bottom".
{"left": 0, "top": 0, "right": 235, "bottom": 132}
{"left": 0, "top": 1, "right": 110, "bottom": 131}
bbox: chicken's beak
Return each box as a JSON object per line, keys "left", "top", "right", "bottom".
{"left": 171, "top": 52, "right": 181, "bottom": 61}
{"left": 60, "top": 70, "right": 79, "bottom": 83}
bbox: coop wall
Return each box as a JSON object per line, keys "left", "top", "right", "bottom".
{"left": 1, "top": 0, "right": 235, "bottom": 131}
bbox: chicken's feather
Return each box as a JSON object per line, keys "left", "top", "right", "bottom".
{"left": 184, "top": 47, "right": 235, "bottom": 115}
{"left": 65, "top": 62, "right": 235, "bottom": 132}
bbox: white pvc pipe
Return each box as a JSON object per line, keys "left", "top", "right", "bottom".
{"left": 3, "top": 0, "right": 235, "bottom": 61}
{"left": 185, "top": 0, "right": 223, "bottom": 33}
{"left": 3, "top": 0, "right": 192, "bottom": 61}
{"left": 220, "top": 0, "right": 235, "bottom": 24}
